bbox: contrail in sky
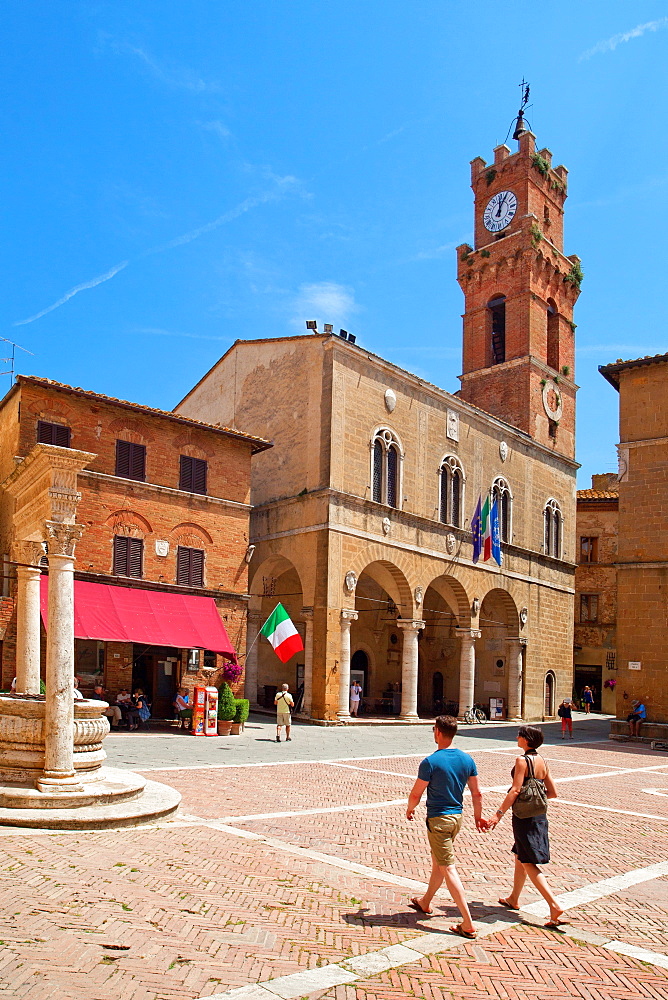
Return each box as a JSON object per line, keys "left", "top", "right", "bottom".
{"left": 14, "top": 260, "right": 130, "bottom": 327}
{"left": 13, "top": 177, "right": 299, "bottom": 327}
{"left": 579, "top": 17, "right": 668, "bottom": 60}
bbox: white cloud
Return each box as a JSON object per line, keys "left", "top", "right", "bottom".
{"left": 103, "top": 36, "right": 220, "bottom": 92}
{"left": 579, "top": 17, "right": 668, "bottom": 60}
{"left": 199, "top": 120, "right": 232, "bottom": 140}
{"left": 291, "top": 282, "right": 359, "bottom": 331}
{"left": 13, "top": 260, "right": 129, "bottom": 327}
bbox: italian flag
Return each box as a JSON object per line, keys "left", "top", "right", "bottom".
{"left": 260, "top": 603, "right": 304, "bottom": 663}
{"left": 481, "top": 495, "right": 492, "bottom": 562}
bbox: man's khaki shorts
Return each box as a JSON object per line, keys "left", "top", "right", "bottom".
{"left": 426, "top": 813, "right": 463, "bottom": 867}
{"left": 276, "top": 713, "right": 291, "bottom": 726}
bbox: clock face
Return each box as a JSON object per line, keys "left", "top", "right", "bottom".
{"left": 483, "top": 190, "right": 518, "bottom": 232}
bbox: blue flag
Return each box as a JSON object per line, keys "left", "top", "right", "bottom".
{"left": 471, "top": 496, "right": 482, "bottom": 563}
{"left": 491, "top": 497, "right": 503, "bottom": 566}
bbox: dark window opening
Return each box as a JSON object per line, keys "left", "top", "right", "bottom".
{"left": 372, "top": 440, "right": 383, "bottom": 503}
{"left": 115, "top": 440, "right": 146, "bottom": 481}
{"left": 548, "top": 419, "right": 558, "bottom": 439}
{"left": 179, "top": 455, "right": 207, "bottom": 494}
{"left": 177, "top": 546, "right": 204, "bottom": 587}
{"left": 488, "top": 296, "right": 506, "bottom": 365}
{"left": 387, "top": 446, "right": 398, "bottom": 508}
{"left": 547, "top": 299, "right": 559, "bottom": 370}
{"left": 37, "top": 420, "right": 71, "bottom": 447}
{"left": 113, "top": 536, "right": 143, "bottom": 578}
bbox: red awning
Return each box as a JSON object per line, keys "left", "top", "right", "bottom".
{"left": 40, "top": 578, "right": 236, "bottom": 658}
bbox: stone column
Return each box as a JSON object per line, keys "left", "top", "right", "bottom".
{"left": 338, "top": 609, "right": 358, "bottom": 720}
{"left": 14, "top": 541, "right": 45, "bottom": 695}
{"left": 398, "top": 620, "right": 425, "bottom": 720}
{"left": 37, "top": 521, "right": 85, "bottom": 793}
{"left": 456, "top": 629, "right": 481, "bottom": 719}
{"left": 301, "top": 608, "right": 314, "bottom": 717}
{"left": 244, "top": 612, "right": 263, "bottom": 708}
{"left": 506, "top": 638, "right": 526, "bottom": 720}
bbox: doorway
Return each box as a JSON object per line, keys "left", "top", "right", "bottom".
{"left": 132, "top": 645, "right": 179, "bottom": 718}
{"left": 544, "top": 671, "right": 555, "bottom": 718}
{"left": 350, "top": 650, "right": 369, "bottom": 713}
{"left": 574, "top": 664, "right": 602, "bottom": 711}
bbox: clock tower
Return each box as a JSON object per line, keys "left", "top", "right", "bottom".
{"left": 457, "top": 128, "right": 580, "bottom": 459}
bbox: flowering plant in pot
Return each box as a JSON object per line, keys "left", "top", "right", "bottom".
{"left": 230, "top": 698, "right": 250, "bottom": 736}
{"left": 222, "top": 660, "right": 243, "bottom": 684}
{"left": 217, "top": 682, "right": 236, "bottom": 735}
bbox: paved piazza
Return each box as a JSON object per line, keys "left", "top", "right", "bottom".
{"left": 1, "top": 715, "right": 668, "bottom": 999}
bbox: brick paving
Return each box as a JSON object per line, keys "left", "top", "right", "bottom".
{"left": 0, "top": 718, "right": 665, "bottom": 998}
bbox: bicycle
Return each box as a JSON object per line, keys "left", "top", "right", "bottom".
{"left": 462, "top": 704, "right": 487, "bottom": 724}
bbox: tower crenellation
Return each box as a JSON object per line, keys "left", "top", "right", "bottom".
{"left": 458, "top": 123, "right": 579, "bottom": 460}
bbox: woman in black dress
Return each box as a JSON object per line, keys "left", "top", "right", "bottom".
{"left": 484, "top": 725, "right": 567, "bottom": 928}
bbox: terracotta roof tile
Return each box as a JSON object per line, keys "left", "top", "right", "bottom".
{"left": 576, "top": 489, "right": 619, "bottom": 500}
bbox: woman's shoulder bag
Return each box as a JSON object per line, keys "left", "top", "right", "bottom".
{"left": 512, "top": 753, "right": 548, "bottom": 819}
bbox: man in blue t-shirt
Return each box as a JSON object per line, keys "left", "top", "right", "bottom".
{"left": 406, "top": 715, "right": 484, "bottom": 939}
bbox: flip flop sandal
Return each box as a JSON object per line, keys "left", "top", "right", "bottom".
{"left": 450, "top": 924, "right": 477, "bottom": 939}
{"left": 498, "top": 898, "right": 520, "bottom": 910}
{"left": 545, "top": 919, "right": 570, "bottom": 929}
{"left": 408, "top": 897, "right": 433, "bottom": 915}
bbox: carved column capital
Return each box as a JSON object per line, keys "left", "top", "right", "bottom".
{"left": 456, "top": 628, "right": 482, "bottom": 643}
{"left": 397, "top": 619, "right": 425, "bottom": 634}
{"left": 301, "top": 607, "right": 314, "bottom": 621}
{"left": 14, "top": 540, "right": 46, "bottom": 566}
{"left": 506, "top": 636, "right": 528, "bottom": 648}
{"left": 45, "top": 521, "right": 85, "bottom": 558}
{"left": 340, "top": 609, "right": 359, "bottom": 626}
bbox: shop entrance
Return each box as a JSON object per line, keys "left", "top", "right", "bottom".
{"left": 574, "top": 664, "right": 602, "bottom": 711}
{"left": 132, "top": 645, "right": 180, "bottom": 718}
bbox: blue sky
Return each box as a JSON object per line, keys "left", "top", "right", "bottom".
{"left": 3, "top": 2, "right": 668, "bottom": 487}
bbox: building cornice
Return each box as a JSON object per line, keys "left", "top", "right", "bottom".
{"left": 250, "top": 487, "right": 577, "bottom": 588}
{"left": 78, "top": 469, "right": 252, "bottom": 511}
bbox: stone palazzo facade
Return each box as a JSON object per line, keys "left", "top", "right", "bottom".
{"left": 178, "top": 333, "right": 576, "bottom": 722}
{"left": 177, "top": 127, "right": 580, "bottom": 723}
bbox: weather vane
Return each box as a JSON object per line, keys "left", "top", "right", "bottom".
{"left": 504, "top": 79, "right": 532, "bottom": 144}
{"left": 0, "top": 338, "right": 34, "bottom": 385}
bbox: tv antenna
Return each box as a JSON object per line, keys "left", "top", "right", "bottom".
{"left": 504, "top": 79, "right": 533, "bottom": 144}
{"left": 1, "top": 338, "right": 34, "bottom": 384}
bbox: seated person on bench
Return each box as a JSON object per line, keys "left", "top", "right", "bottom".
{"left": 90, "top": 684, "right": 123, "bottom": 728}
{"left": 627, "top": 699, "right": 646, "bottom": 737}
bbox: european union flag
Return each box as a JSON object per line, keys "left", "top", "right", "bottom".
{"left": 491, "top": 496, "right": 503, "bottom": 566}
{"left": 471, "top": 496, "right": 482, "bottom": 563}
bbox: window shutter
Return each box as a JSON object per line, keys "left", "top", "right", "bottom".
{"left": 54, "top": 423, "right": 71, "bottom": 447}
{"left": 116, "top": 440, "right": 131, "bottom": 478}
{"left": 179, "top": 456, "right": 193, "bottom": 491}
{"left": 128, "top": 538, "right": 143, "bottom": 578}
{"left": 387, "top": 446, "right": 398, "bottom": 508}
{"left": 37, "top": 421, "right": 70, "bottom": 446}
{"left": 501, "top": 493, "right": 510, "bottom": 542}
{"left": 177, "top": 546, "right": 204, "bottom": 586}
{"left": 191, "top": 548, "right": 204, "bottom": 587}
{"left": 177, "top": 546, "right": 190, "bottom": 586}
{"left": 113, "top": 536, "right": 128, "bottom": 575}
{"left": 130, "top": 444, "right": 146, "bottom": 481}
{"left": 192, "top": 458, "right": 207, "bottom": 495}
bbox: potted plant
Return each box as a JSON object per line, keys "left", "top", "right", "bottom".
{"left": 217, "top": 682, "right": 236, "bottom": 735}
{"left": 231, "top": 698, "right": 250, "bottom": 735}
